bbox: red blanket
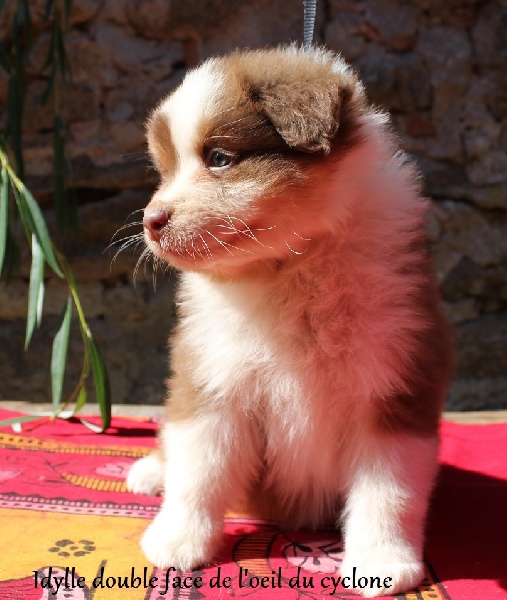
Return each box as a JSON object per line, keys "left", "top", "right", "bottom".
{"left": 0, "top": 408, "right": 505, "bottom": 599}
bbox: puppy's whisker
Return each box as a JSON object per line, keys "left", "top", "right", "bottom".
{"left": 120, "top": 152, "right": 150, "bottom": 161}
{"left": 251, "top": 225, "right": 277, "bottom": 232}
{"left": 133, "top": 247, "right": 152, "bottom": 286}
{"left": 205, "top": 230, "right": 253, "bottom": 256}
{"left": 204, "top": 230, "right": 235, "bottom": 255}
{"left": 107, "top": 234, "right": 145, "bottom": 268}
{"left": 111, "top": 239, "right": 145, "bottom": 264}
{"left": 205, "top": 135, "right": 239, "bottom": 141}
{"left": 291, "top": 230, "right": 312, "bottom": 242}
{"left": 284, "top": 240, "right": 308, "bottom": 255}
{"left": 125, "top": 208, "right": 145, "bottom": 221}
{"left": 198, "top": 234, "right": 215, "bottom": 264}
{"left": 228, "top": 216, "right": 260, "bottom": 241}
{"left": 110, "top": 222, "right": 144, "bottom": 242}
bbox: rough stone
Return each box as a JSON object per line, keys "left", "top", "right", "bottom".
{"left": 0, "top": 0, "right": 506, "bottom": 412}
{"left": 432, "top": 201, "right": 507, "bottom": 268}
{"left": 443, "top": 299, "right": 480, "bottom": 325}
{"left": 65, "top": 30, "right": 118, "bottom": 89}
{"left": 432, "top": 183, "right": 507, "bottom": 211}
{"left": 440, "top": 257, "right": 507, "bottom": 313}
{"left": 364, "top": 0, "right": 420, "bottom": 50}
{"left": 325, "top": 12, "right": 369, "bottom": 61}
{"left": 454, "top": 314, "right": 507, "bottom": 379}
{"left": 93, "top": 22, "right": 183, "bottom": 80}
{"left": 461, "top": 79, "right": 502, "bottom": 160}
{"left": 125, "top": 0, "right": 173, "bottom": 40}
{"left": 467, "top": 151, "right": 507, "bottom": 186}
{"left": 417, "top": 25, "right": 472, "bottom": 97}
{"left": 447, "top": 378, "right": 507, "bottom": 411}
{"left": 69, "top": 0, "right": 99, "bottom": 25}
{"left": 473, "top": 3, "right": 507, "bottom": 67}
{"left": 357, "top": 48, "right": 431, "bottom": 112}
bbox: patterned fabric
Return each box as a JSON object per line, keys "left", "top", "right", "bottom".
{"left": 0, "top": 409, "right": 505, "bottom": 600}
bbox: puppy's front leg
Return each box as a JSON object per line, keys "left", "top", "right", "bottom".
{"left": 140, "top": 409, "right": 259, "bottom": 571}
{"left": 340, "top": 435, "right": 439, "bottom": 598}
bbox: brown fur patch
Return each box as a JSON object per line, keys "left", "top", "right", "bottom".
{"left": 375, "top": 255, "right": 453, "bottom": 436}
{"left": 224, "top": 49, "right": 365, "bottom": 154}
{"left": 147, "top": 110, "right": 177, "bottom": 177}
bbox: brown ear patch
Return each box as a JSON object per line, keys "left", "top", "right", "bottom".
{"left": 248, "top": 81, "right": 345, "bottom": 154}
{"left": 224, "top": 49, "right": 365, "bottom": 155}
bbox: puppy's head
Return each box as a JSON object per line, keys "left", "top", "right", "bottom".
{"left": 143, "top": 46, "right": 367, "bottom": 277}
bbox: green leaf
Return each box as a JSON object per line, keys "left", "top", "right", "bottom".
{"left": 74, "top": 384, "right": 88, "bottom": 414}
{"left": 54, "top": 8, "right": 68, "bottom": 77}
{"left": 78, "top": 417, "right": 106, "bottom": 434}
{"left": 53, "top": 114, "right": 76, "bottom": 232}
{"left": 0, "top": 414, "right": 43, "bottom": 429}
{"left": 44, "top": 0, "right": 54, "bottom": 20}
{"left": 88, "top": 337, "right": 111, "bottom": 431}
{"left": 0, "top": 167, "right": 8, "bottom": 275}
{"left": 14, "top": 183, "right": 63, "bottom": 277}
{"left": 0, "top": 42, "right": 11, "bottom": 72}
{"left": 0, "top": 225, "right": 20, "bottom": 283}
{"left": 7, "top": 72, "right": 25, "bottom": 178}
{"left": 25, "top": 234, "right": 45, "bottom": 349}
{"left": 40, "top": 61, "right": 57, "bottom": 104}
{"left": 51, "top": 296, "right": 72, "bottom": 414}
{"left": 64, "top": 0, "right": 72, "bottom": 27}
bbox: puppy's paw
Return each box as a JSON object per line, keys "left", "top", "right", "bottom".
{"left": 340, "top": 550, "right": 424, "bottom": 598}
{"left": 126, "top": 453, "right": 164, "bottom": 495}
{"left": 140, "top": 511, "right": 219, "bottom": 571}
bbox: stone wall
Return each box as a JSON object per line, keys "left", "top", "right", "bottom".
{"left": 0, "top": 0, "right": 506, "bottom": 409}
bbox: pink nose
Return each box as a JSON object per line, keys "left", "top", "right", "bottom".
{"left": 143, "top": 209, "right": 170, "bottom": 241}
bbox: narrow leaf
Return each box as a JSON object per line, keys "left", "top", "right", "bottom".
{"left": 0, "top": 225, "right": 20, "bottom": 282}
{"left": 0, "top": 43, "right": 10, "bottom": 72}
{"left": 64, "top": 0, "right": 72, "bottom": 27}
{"left": 15, "top": 184, "right": 63, "bottom": 276}
{"left": 44, "top": 0, "right": 54, "bottom": 20}
{"left": 11, "top": 182, "right": 35, "bottom": 243}
{"left": 54, "top": 9, "right": 68, "bottom": 77}
{"left": 7, "top": 72, "right": 24, "bottom": 178}
{"left": 40, "top": 62, "right": 57, "bottom": 104}
{"left": 74, "top": 384, "right": 88, "bottom": 413}
{"left": 0, "top": 166, "right": 9, "bottom": 275}
{"left": 78, "top": 417, "right": 105, "bottom": 434}
{"left": 18, "top": 0, "right": 32, "bottom": 52}
{"left": 88, "top": 337, "right": 111, "bottom": 431}
{"left": 0, "top": 415, "right": 43, "bottom": 429}
{"left": 51, "top": 296, "right": 72, "bottom": 413}
{"left": 25, "top": 234, "right": 45, "bottom": 349}
{"left": 53, "top": 114, "right": 76, "bottom": 232}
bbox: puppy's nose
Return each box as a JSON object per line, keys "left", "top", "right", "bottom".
{"left": 143, "top": 209, "right": 170, "bottom": 241}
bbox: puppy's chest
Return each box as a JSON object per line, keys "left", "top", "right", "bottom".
{"left": 177, "top": 274, "right": 312, "bottom": 400}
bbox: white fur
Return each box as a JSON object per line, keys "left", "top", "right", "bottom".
{"left": 340, "top": 436, "right": 439, "bottom": 597}
{"left": 141, "top": 412, "right": 261, "bottom": 570}
{"left": 126, "top": 453, "right": 164, "bottom": 495}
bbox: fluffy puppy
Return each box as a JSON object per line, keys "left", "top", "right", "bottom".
{"left": 127, "top": 46, "right": 452, "bottom": 597}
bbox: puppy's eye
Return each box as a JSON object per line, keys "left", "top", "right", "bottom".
{"left": 205, "top": 149, "right": 236, "bottom": 169}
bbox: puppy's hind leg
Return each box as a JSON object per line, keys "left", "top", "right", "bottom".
{"left": 340, "top": 435, "right": 439, "bottom": 598}
{"left": 127, "top": 449, "right": 165, "bottom": 496}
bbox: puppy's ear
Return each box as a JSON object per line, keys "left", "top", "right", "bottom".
{"left": 249, "top": 79, "right": 347, "bottom": 154}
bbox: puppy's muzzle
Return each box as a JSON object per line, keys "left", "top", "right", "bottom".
{"left": 144, "top": 209, "right": 171, "bottom": 242}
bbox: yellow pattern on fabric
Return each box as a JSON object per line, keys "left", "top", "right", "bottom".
{"left": 0, "top": 507, "right": 155, "bottom": 599}
{"left": 0, "top": 433, "right": 149, "bottom": 457}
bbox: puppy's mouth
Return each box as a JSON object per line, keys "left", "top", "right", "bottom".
{"left": 144, "top": 215, "right": 276, "bottom": 269}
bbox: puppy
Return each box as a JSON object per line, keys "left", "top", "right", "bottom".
{"left": 126, "top": 46, "right": 452, "bottom": 597}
